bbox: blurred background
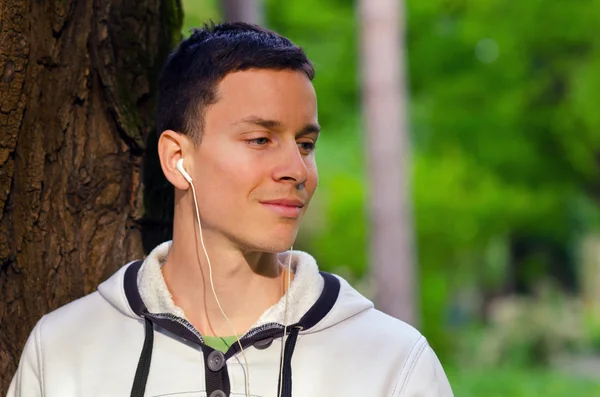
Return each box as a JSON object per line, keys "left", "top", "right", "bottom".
{"left": 187, "top": 0, "right": 600, "bottom": 395}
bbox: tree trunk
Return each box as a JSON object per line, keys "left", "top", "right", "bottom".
{"left": 0, "top": 0, "right": 181, "bottom": 392}
{"left": 359, "top": 0, "right": 418, "bottom": 325}
{"left": 221, "top": 0, "right": 263, "bottom": 26}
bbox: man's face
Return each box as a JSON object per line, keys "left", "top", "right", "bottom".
{"left": 190, "top": 69, "right": 319, "bottom": 252}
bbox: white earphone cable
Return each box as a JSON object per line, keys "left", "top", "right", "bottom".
{"left": 278, "top": 250, "right": 292, "bottom": 397}
{"left": 185, "top": 163, "right": 293, "bottom": 397}
{"left": 189, "top": 181, "right": 251, "bottom": 397}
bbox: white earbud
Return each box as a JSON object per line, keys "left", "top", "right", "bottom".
{"left": 176, "top": 158, "right": 193, "bottom": 184}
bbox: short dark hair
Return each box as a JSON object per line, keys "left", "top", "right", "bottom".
{"left": 156, "top": 22, "right": 315, "bottom": 141}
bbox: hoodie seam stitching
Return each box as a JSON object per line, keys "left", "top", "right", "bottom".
{"left": 392, "top": 335, "right": 427, "bottom": 397}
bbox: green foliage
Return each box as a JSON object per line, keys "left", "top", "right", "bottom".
{"left": 406, "top": 0, "right": 600, "bottom": 354}
{"left": 181, "top": 0, "right": 221, "bottom": 36}
{"left": 408, "top": 0, "right": 600, "bottom": 188}
{"left": 447, "top": 367, "right": 600, "bottom": 397}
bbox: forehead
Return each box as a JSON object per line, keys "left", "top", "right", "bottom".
{"left": 205, "top": 69, "right": 318, "bottom": 128}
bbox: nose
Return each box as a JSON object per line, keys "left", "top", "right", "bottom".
{"left": 273, "top": 141, "right": 309, "bottom": 187}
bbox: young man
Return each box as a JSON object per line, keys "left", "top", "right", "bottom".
{"left": 8, "top": 23, "right": 453, "bottom": 397}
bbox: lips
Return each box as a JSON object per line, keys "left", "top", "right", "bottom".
{"left": 260, "top": 199, "right": 304, "bottom": 218}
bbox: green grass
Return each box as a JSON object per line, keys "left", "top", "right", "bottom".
{"left": 448, "top": 367, "right": 600, "bottom": 397}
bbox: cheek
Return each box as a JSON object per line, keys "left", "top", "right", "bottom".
{"left": 203, "top": 140, "right": 251, "bottom": 179}
{"left": 306, "top": 163, "right": 319, "bottom": 195}
{"left": 205, "top": 153, "right": 264, "bottom": 203}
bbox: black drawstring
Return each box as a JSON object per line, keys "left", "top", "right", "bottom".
{"left": 277, "top": 326, "right": 302, "bottom": 397}
{"left": 130, "top": 317, "right": 301, "bottom": 397}
{"left": 130, "top": 315, "right": 154, "bottom": 397}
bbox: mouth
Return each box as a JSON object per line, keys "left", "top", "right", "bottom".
{"left": 260, "top": 199, "right": 305, "bottom": 218}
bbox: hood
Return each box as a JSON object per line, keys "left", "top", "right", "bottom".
{"left": 98, "top": 244, "right": 376, "bottom": 397}
{"left": 97, "top": 242, "right": 374, "bottom": 334}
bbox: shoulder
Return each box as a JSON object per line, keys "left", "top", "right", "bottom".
{"left": 337, "top": 306, "right": 426, "bottom": 359}
{"left": 353, "top": 310, "right": 454, "bottom": 396}
{"left": 321, "top": 272, "right": 424, "bottom": 348}
{"left": 8, "top": 292, "right": 119, "bottom": 396}
{"left": 358, "top": 307, "right": 423, "bottom": 340}
{"left": 39, "top": 261, "right": 140, "bottom": 340}
{"left": 36, "top": 287, "right": 133, "bottom": 351}
{"left": 390, "top": 335, "right": 454, "bottom": 397}
{"left": 314, "top": 273, "right": 454, "bottom": 396}
{"left": 24, "top": 288, "right": 142, "bottom": 374}
{"left": 41, "top": 291, "right": 110, "bottom": 331}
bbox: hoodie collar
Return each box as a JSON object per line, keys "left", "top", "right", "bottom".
{"left": 136, "top": 240, "right": 325, "bottom": 328}
{"left": 97, "top": 244, "right": 374, "bottom": 335}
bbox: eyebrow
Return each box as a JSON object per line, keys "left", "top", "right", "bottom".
{"left": 237, "top": 115, "right": 321, "bottom": 136}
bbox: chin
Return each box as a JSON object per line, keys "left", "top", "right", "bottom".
{"left": 239, "top": 228, "right": 299, "bottom": 253}
{"left": 227, "top": 217, "right": 301, "bottom": 253}
{"left": 255, "top": 237, "right": 298, "bottom": 253}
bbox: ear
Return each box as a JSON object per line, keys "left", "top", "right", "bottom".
{"left": 158, "top": 130, "right": 194, "bottom": 191}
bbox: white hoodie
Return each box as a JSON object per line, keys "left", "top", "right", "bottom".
{"left": 7, "top": 241, "right": 453, "bottom": 397}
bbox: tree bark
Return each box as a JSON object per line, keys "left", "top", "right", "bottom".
{"left": 359, "top": 0, "right": 418, "bottom": 325}
{"left": 221, "top": 0, "right": 263, "bottom": 26}
{"left": 0, "top": 0, "right": 181, "bottom": 392}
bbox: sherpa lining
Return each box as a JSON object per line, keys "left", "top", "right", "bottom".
{"left": 137, "top": 240, "right": 325, "bottom": 329}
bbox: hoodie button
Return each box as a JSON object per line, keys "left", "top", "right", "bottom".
{"left": 253, "top": 336, "right": 274, "bottom": 350}
{"left": 207, "top": 350, "right": 225, "bottom": 372}
{"left": 209, "top": 390, "right": 226, "bottom": 397}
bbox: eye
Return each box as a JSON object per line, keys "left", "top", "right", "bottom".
{"left": 248, "top": 137, "right": 270, "bottom": 146}
{"left": 298, "top": 141, "right": 316, "bottom": 153}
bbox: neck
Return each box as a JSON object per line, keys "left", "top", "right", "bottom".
{"left": 162, "top": 226, "right": 290, "bottom": 337}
